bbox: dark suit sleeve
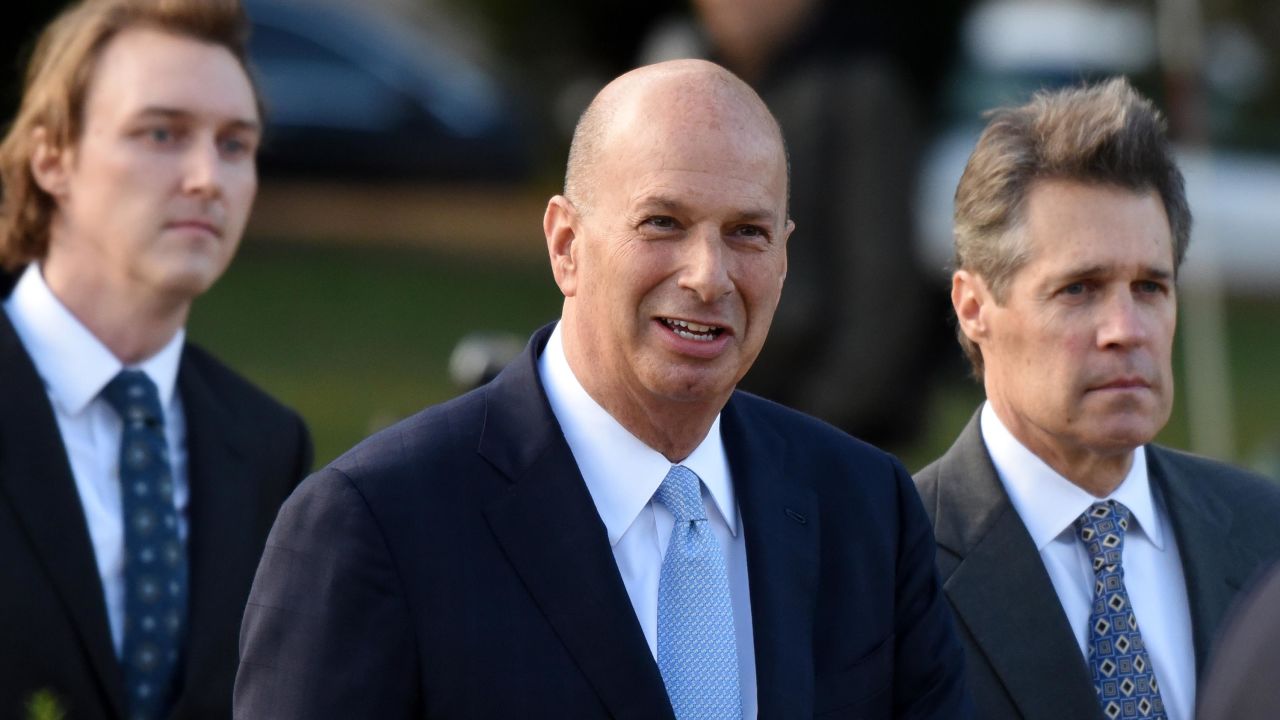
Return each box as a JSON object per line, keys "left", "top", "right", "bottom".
{"left": 234, "top": 468, "right": 419, "bottom": 718}
{"left": 890, "top": 459, "right": 974, "bottom": 719}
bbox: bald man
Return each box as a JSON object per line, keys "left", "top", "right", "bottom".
{"left": 234, "top": 60, "right": 970, "bottom": 719}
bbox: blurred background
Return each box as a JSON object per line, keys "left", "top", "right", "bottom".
{"left": 3, "top": 0, "right": 1278, "bottom": 475}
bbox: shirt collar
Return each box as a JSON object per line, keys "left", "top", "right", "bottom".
{"left": 980, "top": 401, "right": 1164, "bottom": 551}
{"left": 3, "top": 263, "right": 185, "bottom": 415}
{"left": 538, "top": 322, "right": 737, "bottom": 546}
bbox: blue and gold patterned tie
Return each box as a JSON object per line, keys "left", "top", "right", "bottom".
{"left": 1075, "top": 500, "right": 1166, "bottom": 720}
{"left": 652, "top": 464, "right": 741, "bottom": 720}
{"left": 101, "top": 370, "right": 187, "bottom": 720}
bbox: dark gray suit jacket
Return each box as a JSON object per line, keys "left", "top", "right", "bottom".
{"left": 913, "top": 410, "right": 1280, "bottom": 720}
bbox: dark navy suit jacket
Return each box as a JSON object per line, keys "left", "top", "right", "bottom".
{"left": 236, "top": 324, "right": 971, "bottom": 718}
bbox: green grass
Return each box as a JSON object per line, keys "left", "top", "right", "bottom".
{"left": 190, "top": 242, "right": 1280, "bottom": 477}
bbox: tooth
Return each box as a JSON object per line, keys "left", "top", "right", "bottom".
{"left": 668, "top": 319, "right": 715, "bottom": 333}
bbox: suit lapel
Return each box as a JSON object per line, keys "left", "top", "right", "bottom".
{"left": 172, "top": 348, "right": 256, "bottom": 709}
{"left": 1147, "top": 446, "right": 1252, "bottom": 681}
{"left": 933, "top": 415, "right": 1100, "bottom": 720}
{"left": 721, "top": 395, "right": 819, "bottom": 718}
{"left": 479, "top": 326, "right": 674, "bottom": 720}
{"left": 0, "top": 311, "right": 126, "bottom": 718}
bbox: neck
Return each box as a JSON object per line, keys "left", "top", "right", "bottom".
{"left": 988, "top": 402, "right": 1136, "bottom": 497}
{"left": 40, "top": 259, "right": 188, "bottom": 365}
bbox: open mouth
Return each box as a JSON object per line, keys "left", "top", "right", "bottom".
{"left": 660, "top": 317, "right": 725, "bottom": 342}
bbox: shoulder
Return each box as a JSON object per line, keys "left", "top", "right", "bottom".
{"left": 323, "top": 381, "right": 490, "bottom": 494}
{"left": 1149, "top": 444, "right": 1280, "bottom": 515}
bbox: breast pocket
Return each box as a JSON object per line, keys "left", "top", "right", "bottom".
{"left": 814, "top": 633, "right": 894, "bottom": 718}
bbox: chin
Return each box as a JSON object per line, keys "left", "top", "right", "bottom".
{"left": 646, "top": 367, "right": 736, "bottom": 405}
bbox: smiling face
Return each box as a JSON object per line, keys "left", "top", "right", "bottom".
{"left": 958, "top": 179, "right": 1177, "bottom": 482}
{"left": 547, "top": 65, "right": 792, "bottom": 447}
{"left": 37, "top": 26, "right": 260, "bottom": 309}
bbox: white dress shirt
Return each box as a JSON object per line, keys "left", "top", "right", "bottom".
{"left": 981, "top": 401, "right": 1195, "bottom": 720}
{"left": 4, "top": 264, "right": 190, "bottom": 658}
{"left": 538, "top": 323, "right": 757, "bottom": 717}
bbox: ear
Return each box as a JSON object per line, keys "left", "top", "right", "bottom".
{"left": 952, "top": 269, "right": 993, "bottom": 344}
{"left": 544, "top": 195, "right": 581, "bottom": 297}
{"left": 29, "top": 127, "right": 72, "bottom": 199}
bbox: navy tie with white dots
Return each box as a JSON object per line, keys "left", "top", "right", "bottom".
{"left": 101, "top": 370, "right": 187, "bottom": 720}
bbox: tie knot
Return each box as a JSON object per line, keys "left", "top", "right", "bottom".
{"left": 101, "top": 369, "right": 164, "bottom": 427}
{"left": 653, "top": 465, "right": 706, "bottom": 524}
{"left": 1074, "top": 500, "right": 1132, "bottom": 570}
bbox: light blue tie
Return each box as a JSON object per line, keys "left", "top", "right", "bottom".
{"left": 653, "top": 465, "right": 742, "bottom": 720}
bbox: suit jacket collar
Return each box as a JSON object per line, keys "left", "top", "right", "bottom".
{"left": 0, "top": 305, "right": 127, "bottom": 718}
{"left": 930, "top": 411, "right": 1102, "bottom": 720}
{"left": 478, "top": 323, "right": 822, "bottom": 718}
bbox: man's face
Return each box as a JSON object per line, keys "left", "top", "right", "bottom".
{"left": 41, "top": 27, "right": 260, "bottom": 304}
{"left": 975, "top": 179, "right": 1177, "bottom": 469}
{"left": 557, "top": 97, "right": 792, "bottom": 417}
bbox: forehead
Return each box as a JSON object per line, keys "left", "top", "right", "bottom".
{"left": 619, "top": 127, "right": 786, "bottom": 214}
{"left": 597, "top": 84, "right": 788, "bottom": 214}
{"left": 83, "top": 26, "right": 258, "bottom": 128}
{"left": 1019, "top": 179, "right": 1174, "bottom": 276}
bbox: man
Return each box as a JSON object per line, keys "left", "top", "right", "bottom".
{"left": 915, "top": 78, "right": 1280, "bottom": 720}
{"left": 236, "top": 59, "right": 970, "bottom": 718}
{"left": 0, "top": 1, "right": 312, "bottom": 718}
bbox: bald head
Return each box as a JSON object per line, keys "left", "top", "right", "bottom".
{"left": 564, "top": 59, "right": 788, "bottom": 215}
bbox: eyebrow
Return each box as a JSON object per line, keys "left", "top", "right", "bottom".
{"left": 135, "top": 106, "right": 261, "bottom": 133}
{"left": 1051, "top": 264, "right": 1174, "bottom": 283}
{"left": 636, "top": 195, "right": 777, "bottom": 224}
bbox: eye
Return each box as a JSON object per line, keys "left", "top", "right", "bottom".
{"left": 1062, "top": 282, "right": 1087, "bottom": 295}
{"left": 1135, "top": 279, "right": 1166, "bottom": 295}
{"left": 218, "top": 134, "right": 257, "bottom": 159}
{"left": 732, "top": 224, "right": 770, "bottom": 241}
{"left": 642, "top": 216, "right": 679, "bottom": 231}
{"left": 146, "top": 126, "right": 176, "bottom": 144}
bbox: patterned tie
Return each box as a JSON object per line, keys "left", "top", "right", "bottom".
{"left": 652, "top": 465, "right": 742, "bottom": 720}
{"left": 1075, "top": 500, "right": 1166, "bottom": 720}
{"left": 101, "top": 370, "right": 188, "bottom": 720}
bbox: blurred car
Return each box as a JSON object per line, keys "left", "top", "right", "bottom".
{"left": 244, "top": 0, "right": 531, "bottom": 181}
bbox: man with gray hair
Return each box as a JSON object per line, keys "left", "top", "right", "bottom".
{"left": 915, "top": 77, "right": 1280, "bottom": 720}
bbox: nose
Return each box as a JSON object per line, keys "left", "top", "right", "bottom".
{"left": 1097, "top": 291, "right": 1150, "bottom": 349}
{"left": 182, "top": 136, "right": 224, "bottom": 199}
{"left": 678, "top": 228, "right": 734, "bottom": 303}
